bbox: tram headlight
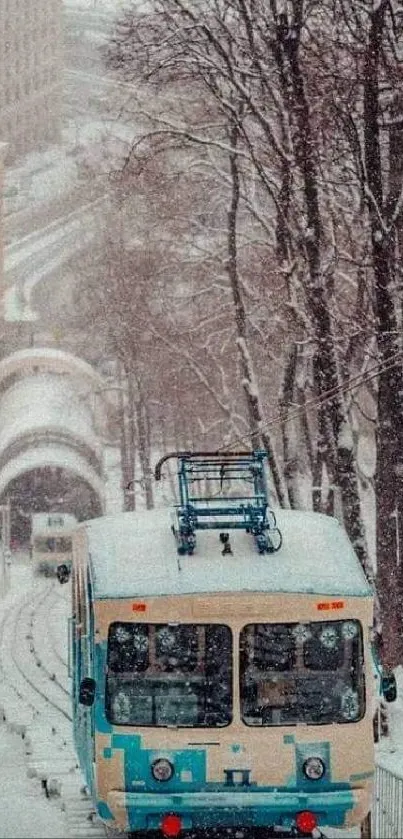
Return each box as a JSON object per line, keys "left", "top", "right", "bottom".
{"left": 151, "top": 758, "right": 174, "bottom": 782}
{"left": 302, "top": 757, "right": 325, "bottom": 780}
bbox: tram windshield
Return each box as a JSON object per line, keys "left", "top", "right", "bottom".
{"left": 240, "top": 619, "right": 365, "bottom": 726}
{"left": 34, "top": 536, "right": 72, "bottom": 552}
{"left": 106, "top": 622, "right": 232, "bottom": 727}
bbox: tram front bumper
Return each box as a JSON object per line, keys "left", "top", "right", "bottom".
{"left": 106, "top": 787, "right": 366, "bottom": 831}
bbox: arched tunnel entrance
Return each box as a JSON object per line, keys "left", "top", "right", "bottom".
{"left": 2, "top": 466, "right": 103, "bottom": 546}
{"left": 0, "top": 348, "right": 122, "bottom": 550}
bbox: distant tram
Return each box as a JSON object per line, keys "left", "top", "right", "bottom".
{"left": 31, "top": 512, "right": 77, "bottom": 576}
{"left": 61, "top": 451, "right": 396, "bottom": 838}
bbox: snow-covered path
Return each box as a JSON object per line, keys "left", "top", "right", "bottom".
{"left": 0, "top": 722, "right": 68, "bottom": 839}
{"left": 3, "top": 196, "right": 107, "bottom": 321}
{"left": 0, "top": 554, "right": 105, "bottom": 838}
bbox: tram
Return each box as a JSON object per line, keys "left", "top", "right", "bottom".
{"left": 31, "top": 512, "right": 77, "bottom": 575}
{"left": 62, "top": 451, "right": 396, "bottom": 838}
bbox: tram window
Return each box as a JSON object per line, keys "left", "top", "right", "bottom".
{"left": 155, "top": 624, "right": 199, "bottom": 672}
{"left": 303, "top": 622, "right": 344, "bottom": 670}
{"left": 105, "top": 622, "right": 232, "bottom": 728}
{"left": 33, "top": 536, "right": 72, "bottom": 552}
{"left": 48, "top": 515, "right": 63, "bottom": 527}
{"left": 34, "top": 537, "right": 56, "bottom": 552}
{"left": 108, "top": 623, "right": 149, "bottom": 673}
{"left": 55, "top": 537, "right": 72, "bottom": 552}
{"left": 240, "top": 620, "right": 365, "bottom": 727}
{"left": 250, "top": 624, "right": 296, "bottom": 671}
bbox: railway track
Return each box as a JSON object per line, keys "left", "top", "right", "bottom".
{"left": 0, "top": 559, "right": 107, "bottom": 837}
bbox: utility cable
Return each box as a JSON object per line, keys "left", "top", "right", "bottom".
{"left": 219, "top": 347, "right": 403, "bottom": 453}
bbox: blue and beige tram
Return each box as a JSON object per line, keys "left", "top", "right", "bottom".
{"left": 63, "top": 451, "right": 396, "bottom": 838}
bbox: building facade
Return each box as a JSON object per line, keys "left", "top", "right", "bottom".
{"left": 0, "top": 143, "right": 7, "bottom": 305}
{"left": 0, "top": 0, "right": 63, "bottom": 162}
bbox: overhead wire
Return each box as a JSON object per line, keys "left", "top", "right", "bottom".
{"left": 219, "top": 346, "right": 403, "bottom": 453}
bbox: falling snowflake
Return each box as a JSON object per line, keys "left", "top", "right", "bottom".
{"left": 132, "top": 630, "right": 148, "bottom": 653}
{"left": 340, "top": 688, "right": 359, "bottom": 720}
{"left": 115, "top": 626, "right": 133, "bottom": 644}
{"left": 158, "top": 627, "right": 177, "bottom": 652}
{"left": 341, "top": 621, "right": 358, "bottom": 640}
{"left": 319, "top": 627, "right": 338, "bottom": 649}
{"left": 293, "top": 624, "right": 312, "bottom": 643}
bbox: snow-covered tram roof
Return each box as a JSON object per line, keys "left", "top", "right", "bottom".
{"left": 81, "top": 508, "right": 372, "bottom": 600}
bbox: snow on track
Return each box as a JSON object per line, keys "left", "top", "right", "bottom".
{"left": 0, "top": 557, "right": 106, "bottom": 837}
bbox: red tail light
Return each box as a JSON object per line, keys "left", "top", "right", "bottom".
{"left": 161, "top": 814, "right": 182, "bottom": 837}
{"left": 295, "top": 810, "right": 317, "bottom": 834}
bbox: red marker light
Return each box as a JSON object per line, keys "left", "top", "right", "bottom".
{"left": 161, "top": 814, "right": 182, "bottom": 837}
{"left": 295, "top": 810, "right": 317, "bottom": 834}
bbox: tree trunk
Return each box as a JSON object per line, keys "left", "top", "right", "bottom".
{"left": 125, "top": 369, "right": 137, "bottom": 512}
{"left": 118, "top": 362, "right": 136, "bottom": 512}
{"left": 363, "top": 3, "right": 403, "bottom": 665}
{"left": 279, "top": 344, "right": 301, "bottom": 508}
{"left": 135, "top": 393, "right": 154, "bottom": 509}
{"left": 227, "top": 106, "right": 288, "bottom": 506}
{"left": 278, "top": 10, "right": 368, "bottom": 566}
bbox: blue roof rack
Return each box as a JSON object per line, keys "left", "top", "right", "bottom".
{"left": 154, "top": 450, "right": 283, "bottom": 556}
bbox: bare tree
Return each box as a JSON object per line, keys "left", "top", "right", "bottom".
{"left": 105, "top": 0, "right": 369, "bottom": 559}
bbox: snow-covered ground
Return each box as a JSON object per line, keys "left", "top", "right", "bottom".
{"left": 0, "top": 722, "right": 68, "bottom": 839}
{"left": 0, "top": 556, "right": 105, "bottom": 838}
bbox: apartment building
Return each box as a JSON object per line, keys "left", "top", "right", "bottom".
{"left": 0, "top": 0, "right": 63, "bottom": 162}
{"left": 0, "top": 143, "right": 6, "bottom": 292}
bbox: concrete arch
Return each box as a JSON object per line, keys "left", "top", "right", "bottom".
{"left": 0, "top": 347, "right": 122, "bottom": 531}
{"left": 0, "top": 432, "right": 102, "bottom": 478}
{"left": 0, "top": 374, "right": 102, "bottom": 468}
{"left": 0, "top": 347, "right": 105, "bottom": 390}
{"left": 0, "top": 444, "right": 105, "bottom": 507}
{"left": 0, "top": 348, "right": 114, "bottom": 441}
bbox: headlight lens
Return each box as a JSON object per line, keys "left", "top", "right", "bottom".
{"left": 303, "top": 757, "right": 325, "bottom": 780}
{"left": 151, "top": 758, "right": 174, "bottom": 782}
